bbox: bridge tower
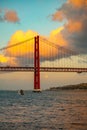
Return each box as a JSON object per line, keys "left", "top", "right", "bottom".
{"left": 34, "top": 35, "right": 41, "bottom": 92}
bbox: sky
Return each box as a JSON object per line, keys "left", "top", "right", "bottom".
{"left": 0, "top": 0, "right": 87, "bottom": 90}
{"left": 0, "top": 0, "right": 66, "bottom": 46}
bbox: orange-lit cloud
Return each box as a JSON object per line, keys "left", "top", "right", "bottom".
{"left": 0, "top": 54, "right": 17, "bottom": 66}
{"left": 3, "top": 30, "right": 57, "bottom": 65}
{"left": 0, "top": 26, "right": 71, "bottom": 66}
{"left": 0, "top": 54, "right": 8, "bottom": 63}
{"left": 52, "top": 11, "right": 64, "bottom": 21}
{"left": 39, "top": 26, "right": 68, "bottom": 60}
{"left": 6, "top": 30, "right": 37, "bottom": 57}
{"left": 2, "top": 30, "right": 38, "bottom": 66}
{"left": 52, "top": 0, "right": 87, "bottom": 53}
{"left": 49, "top": 26, "right": 67, "bottom": 46}
{"left": 4, "top": 10, "right": 19, "bottom": 23}
{"left": 5, "top": 28, "right": 65, "bottom": 65}
{"left": 66, "top": 21, "right": 82, "bottom": 33}
{"left": 0, "top": 8, "right": 20, "bottom": 23}
{"left": 69, "top": 0, "right": 87, "bottom": 8}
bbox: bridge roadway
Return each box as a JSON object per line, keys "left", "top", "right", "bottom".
{"left": 0, "top": 66, "right": 87, "bottom": 73}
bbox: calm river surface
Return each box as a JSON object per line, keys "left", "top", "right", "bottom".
{"left": 0, "top": 90, "right": 87, "bottom": 130}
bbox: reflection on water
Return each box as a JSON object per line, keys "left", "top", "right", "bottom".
{"left": 0, "top": 90, "right": 87, "bottom": 130}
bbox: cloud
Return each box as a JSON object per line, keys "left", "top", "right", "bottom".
{"left": 4, "top": 30, "right": 61, "bottom": 66}
{"left": 0, "top": 54, "right": 8, "bottom": 63}
{"left": 52, "top": 10, "right": 64, "bottom": 21}
{"left": 49, "top": 26, "right": 67, "bottom": 46}
{"left": 0, "top": 8, "right": 20, "bottom": 23}
{"left": 6, "top": 30, "right": 37, "bottom": 56}
{"left": 0, "top": 28, "right": 86, "bottom": 67}
{"left": 0, "top": 54, "right": 17, "bottom": 66}
{"left": 4, "top": 10, "right": 20, "bottom": 23}
{"left": 1, "top": 28, "right": 66, "bottom": 66}
{"left": 4, "top": 30, "right": 38, "bottom": 66}
{"left": 52, "top": 0, "right": 87, "bottom": 53}
{"left": 70, "top": 0, "right": 87, "bottom": 8}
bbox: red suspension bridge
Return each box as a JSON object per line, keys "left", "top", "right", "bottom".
{"left": 0, "top": 35, "right": 87, "bottom": 91}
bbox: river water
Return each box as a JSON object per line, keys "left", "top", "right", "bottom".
{"left": 0, "top": 90, "right": 87, "bottom": 130}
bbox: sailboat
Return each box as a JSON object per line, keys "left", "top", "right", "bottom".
{"left": 18, "top": 89, "right": 24, "bottom": 95}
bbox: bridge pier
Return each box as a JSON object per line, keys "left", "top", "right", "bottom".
{"left": 33, "top": 35, "right": 41, "bottom": 92}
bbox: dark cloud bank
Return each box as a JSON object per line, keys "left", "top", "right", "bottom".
{"left": 52, "top": 0, "right": 87, "bottom": 54}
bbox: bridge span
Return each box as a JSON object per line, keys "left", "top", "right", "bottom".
{"left": 0, "top": 66, "right": 87, "bottom": 73}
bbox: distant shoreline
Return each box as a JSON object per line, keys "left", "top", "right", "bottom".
{"left": 48, "top": 83, "right": 87, "bottom": 91}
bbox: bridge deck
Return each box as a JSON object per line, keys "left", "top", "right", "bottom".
{"left": 0, "top": 67, "right": 87, "bottom": 72}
